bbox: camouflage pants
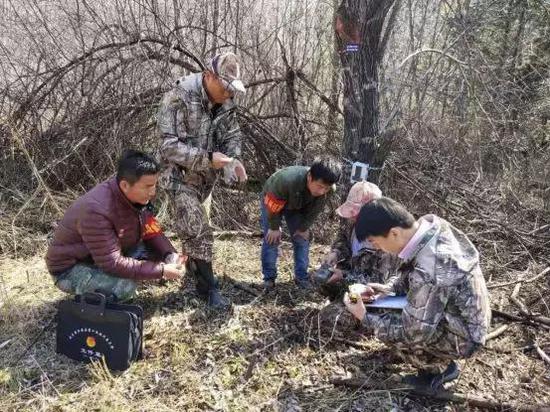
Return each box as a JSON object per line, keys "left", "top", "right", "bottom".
{"left": 391, "top": 345, "right": 457, "bottom": 374}
{"left": 389, "top": 330, "right": 476, "bottom": 373}
{"left": 345, "top": 250, "right": 401, "bottom": 285}
{"left": 53, "top": 264, "right": 137, "bottom": 302}
{"left": 169, "top": 185, "right": 214, "bottom": 262}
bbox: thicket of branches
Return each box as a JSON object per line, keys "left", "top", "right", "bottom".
{"left": 1, "top": 0, "right": 549, "bottom": 267}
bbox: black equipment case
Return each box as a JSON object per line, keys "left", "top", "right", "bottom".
{"left": 56, "top": 293, "right": 143, "bottom": 371}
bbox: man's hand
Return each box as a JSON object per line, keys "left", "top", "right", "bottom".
{"left": 327, "top": 268, "right": 344, "bottom": 283}
{"left": 343, "top": 292, "right": 366, "bottom": 321}
{"left": 162, "top": 263, "right": 185, "bottom": 280}
{"left": 266, "top": 229, "right": 282, "bottom": 245}
{"left": 349, "top": 283, "right": 376, "bottom": 302}
{"left": 164, "top": 252, "right": 188, "bottom": 265}
{"left": 177, "top": 254, "right": 189, "bottom": 265}
{"left": 366, "top": 282, "right": 392, "bottom": 296}
{"left": 233, "top": 159, "right": 248, "bottom": 182}
{"left": 293, "top": 229, "right": 309, "bottom": 241}
{"left": 323, "top": 251, "right": 339, "bottom": 267}
{"left": 212, "top": 152, "right": 233, "bottom": 169}
{"left": 223, "top": 159, "right": 248, "bottom": 184}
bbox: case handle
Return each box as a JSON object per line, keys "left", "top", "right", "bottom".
{"left": 78, "top": 292, "right": 107, "bottom": 314}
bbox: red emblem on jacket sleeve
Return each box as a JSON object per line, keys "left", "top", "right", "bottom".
{"left": 142, "top": 214, "right": 163, "bottom": 240}
{"left": 264, "top": 192, "right": 286, "bottom": 214}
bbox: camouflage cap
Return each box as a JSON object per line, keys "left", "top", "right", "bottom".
{"left": 210, "top": 52, "right": 246, "bottom": 94}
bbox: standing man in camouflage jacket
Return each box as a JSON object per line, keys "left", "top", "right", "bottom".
{"left": 314, "top": 181, "right": 399, "bottom": 300}
{"left": 344, "top": 197, "right": 491, "bottom": 393}
{"left": 157, "top": 52, "right": 247, "bottom": 310}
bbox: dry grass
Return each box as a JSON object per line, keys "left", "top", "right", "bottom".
{"left": 1, "top": 238, "right": 550, "bottom": 412}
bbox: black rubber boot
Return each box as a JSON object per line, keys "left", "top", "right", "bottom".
{"left": 193, "top": 259, "right": 231, "bottom": 310}
{"left": 186, "top": 258, "right": 209, "bottom": 295}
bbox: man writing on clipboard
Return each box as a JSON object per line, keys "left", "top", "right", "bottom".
{"left": 343, "top": 197, "right": 490, "bottom": 394}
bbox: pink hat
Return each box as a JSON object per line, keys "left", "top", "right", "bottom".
{"left": 336, "top": 181, "right": 382, "bottom": 219}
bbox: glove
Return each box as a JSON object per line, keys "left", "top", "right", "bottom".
{"left": 223, "top": 159, "right": 247, "bottom": 185}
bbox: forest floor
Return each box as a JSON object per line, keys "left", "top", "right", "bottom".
{"left": 1, "top": 235, "right": 550, "bottom": 412}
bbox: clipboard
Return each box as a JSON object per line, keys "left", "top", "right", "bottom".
{"left": 365, "top": 295, "right": 407, "bottom": 309}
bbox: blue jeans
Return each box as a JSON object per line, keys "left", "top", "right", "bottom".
{"left": 260, "top": 198, "right": 310, "bottom": 281}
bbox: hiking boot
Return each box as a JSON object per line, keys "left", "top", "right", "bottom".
{"left": 263, "top": 279, "right": 276, "bottom": 292}
{"left": 430, "top": 360, "right": 460, "bottom": 390}
{"left": 402, "top": 361, "right": 460, "bottom": 394}
{"left": 294, "top": 278, "right": 313, "bottom": 290}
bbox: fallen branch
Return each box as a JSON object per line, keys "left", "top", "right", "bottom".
{"left": 225, "top": 277, "right": 261, "bottom": 297}
{"left": 213, "top": 230, "right": 263, "bottom": 240}
{"left": 330, "top": 336, "right": 370, "bottom": 350}
{"left": 511, "top": 281, "right": 530, "bottom": 314}
{"left": 491, "top": 308, "right": 524, "bottom": 322}
{"left": 508, "top": 282, "right": 550, "bottom": 327}
{"left": 329, "top": 377, "right": 548, "bottom": 411}
{"left": 491, "top": 308, "right": 550, "bottom": 329}
{"left": 488, "top": 267, "right": 550, "bottom": 289}
{"left": 486, "top": 324, "right": 509, "bottom": 341}
{"left": 534, "top": 342, "right": 550, "bottom": 366}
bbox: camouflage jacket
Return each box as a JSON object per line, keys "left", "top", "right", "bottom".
{"left": 362, "top": 215, "right": 491, "bottom": 358}
{"left": 330, "top": 219, "right": 399, "bottom": 284}
{"left": 156, "top": 72, "right": 242, "bottom": 196}
{"left": 263, "top": 166, "right": 334, "bottom": 231}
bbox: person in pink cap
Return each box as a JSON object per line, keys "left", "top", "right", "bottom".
{"left": 312, "top": 181, "right": 399, "bottom": 300}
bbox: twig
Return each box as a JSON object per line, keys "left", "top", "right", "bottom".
{"left": 8, "top": 125, "right": 63, "bottom": 215}
{"left": 246, "top": 335, "right": 289, "bottom": 359}
{"left": 534, "top": 342, "right": 550, "bottom": 366}
{"left": 399, "top": 48, "right": 466, "bottom": 68}
{"left": 295, "top": 70, "right": 343, "bottom": 115}
{"left": 486, "top": 324, "right": 509, "bottom": 341}
{"left": 528, "top": 224, "right": 550, "bottom": 236}
{"left": 331, "top": 336, "right": 370, "bottom": 350}
{"left": 509, "top": 280, "right": 550, "bottom": 327}
{"left": 213, "top": 230, "right": 263, "bottom": 240}
{"left": 0, "top": 339, "right": 12, "bottom": 350}
{"left": 321, "top": 307, "right": 345, "bottom": 350}
{"left": 492, "top": 308, "right": 550, "bottom": 328}
{"left": 511, "top": 281, "right": 529, "bottom": 313}
{"left": 225, "top": 277, "right": 261, "bottom": 297}
{"left": 488, "top": 267, "right": 550, "bottom": 289}
{"left": 30, "top": 354, "right": 61, "bottom": 397}
{"left": 38, "top": 136, "right": 89, "bottom": 173}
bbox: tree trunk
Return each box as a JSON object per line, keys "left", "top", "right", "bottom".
{"left": 336, "top": 0, "right": 397, "bottom": 187}
{"left": 212, "top": 0, "right": 219, "bottom": 53}
{"left": 326, "top": 0, "right": 342, "bottom": 148}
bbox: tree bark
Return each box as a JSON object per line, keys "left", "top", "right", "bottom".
{"left": 336, "top": 0, "right": 397, "bottom": 187}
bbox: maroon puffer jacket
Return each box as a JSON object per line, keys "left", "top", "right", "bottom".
{"left": 46, "top": 177, "right": 175, "bottom": 280}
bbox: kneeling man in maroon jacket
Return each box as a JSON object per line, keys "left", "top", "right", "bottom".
{"left": 46, "top": 150, "right": 184, "bottom": 301}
